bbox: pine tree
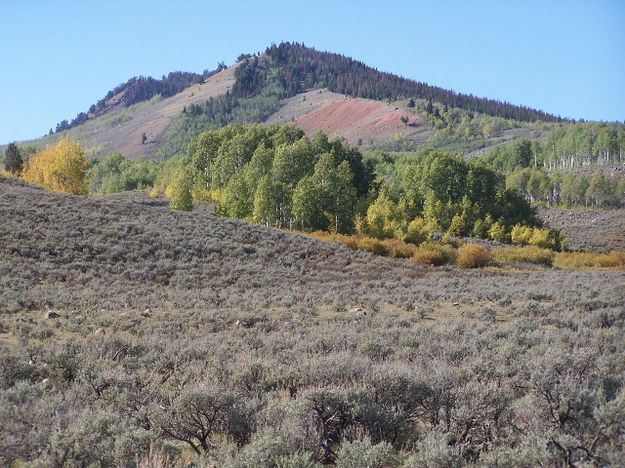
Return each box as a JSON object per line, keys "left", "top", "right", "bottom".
{"left": 4, "top": 143, "right": 23, "bottom": 174}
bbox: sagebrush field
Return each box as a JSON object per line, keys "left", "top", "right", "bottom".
{"left": 2, "top": 175, "right": 625, "bottom": 466}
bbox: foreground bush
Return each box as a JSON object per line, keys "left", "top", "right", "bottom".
{"left": 457, "top": 243, "right": 492, "bottom": 268}
{"left": 494, "top": 246, "right": 555, "bottom": 267}
{"left": 555, "top": 251, "right": 625, "bottom": 269}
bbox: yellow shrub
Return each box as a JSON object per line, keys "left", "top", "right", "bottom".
{"left": 510, "top": 224, "right": 533, "bottom": 245}
{"left": 22, "top": 137, "right": 87, "bottom": 194}
{"left": 488, "top": 222, "right": 509, "bottom": 243}
{"left": 595, "top": 252, "right": 625, "bottom": 268}
{"left": 528, "top": 227, "right": 555, "bottom": 249}
{"left": 403, "top": 217, "right": 429, "bottom": 245}
{"left": 356, "top": 237, "right": 391, "bottom": 256}
{"left": 411, "top": 243, "right": 457, "bottom": 266}
{"left": 494, "top": 246, "right": 555, "bottom": 267}
{"left": 457, "top": 243, "right": 492, "bottom": 268}
{"left": 382, "top": 238, "right": 418, "bottom": 258}
{"left": 555, "top": 251, "right": 625, "bottom": 269}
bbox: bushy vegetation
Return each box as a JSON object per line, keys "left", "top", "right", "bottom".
{"left": 156, "top": 124, "right": 556, "bottom": 249}
{"left": 2, "top": 175, "right": 625, "bottom": 466}
{"left": 493, "top": 246, "right": 556, "bottom": 267}
{"left": 483, "top": 123, "right": 625, "bottom": 173}
{"left": 480, "top": 127, "right": 625, "bottom": 209}
{"left": 506, "top": 165, "right": 625, "bottom": 208}
{"left": 361, "top": 148, "right": 561, "bottom": 247}
{"left": 21, "top": 137, "right": 88, "bottom": 195}
{"left": 158, "top": 91, "right": 286, "bottom": 159}
{"left": 87, "top": 152, "right": 159, "bottom": 194}
{"left": 457, "top": 243, "right": 492, "bottom": 268}
{"left": 555, "top": 251, "right": 625, "bottom": 269}
{"left": 154, "top": 124, "right": 374, "bottom": 234}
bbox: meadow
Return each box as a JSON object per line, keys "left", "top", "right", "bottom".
{"left": 2, "top": 175, "right": 625, "bottom": 466}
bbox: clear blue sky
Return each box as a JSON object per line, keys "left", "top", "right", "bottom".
{"left": 1, "top": 0, "right": 623, "bottom": 143}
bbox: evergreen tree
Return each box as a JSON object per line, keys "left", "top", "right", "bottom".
{"left": 4, "top": 143, "right": 23, "bottom": 174}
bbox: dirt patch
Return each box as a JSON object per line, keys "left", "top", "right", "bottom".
{"left": 268, "top": 90, "right": 432, "bottom": 146}
{"left": 539, "top": 207, "right": 625, "bottom": 251}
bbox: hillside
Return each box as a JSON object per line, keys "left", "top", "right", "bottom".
{"left": 268, "top": 90, "right": 432, "bottom": 146}
{"left": 4, "top": 66, "right": 237, "bottom": 160}
{"left": 2, "top": 175, "right": 625, "bottom": 466}
{"left": 539, "top": 207, "right": 625, "bottom": 251}
{"left": 6, "top": 42, "right": 579, "bottom": 160}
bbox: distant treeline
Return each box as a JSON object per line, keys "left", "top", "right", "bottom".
{"left": 506, "top": 167, "right": 625, "bottom": 208}
{"left": 233, "top": 42, "right": 567, "bottom": 123}
{"left": 53, "top": 65, "right": 227, "bottom": 133}
{"left": 483, "top": 123, "right": 625, "bottom": 173}
{"left": 478, "top": 124, "right": 625, "bottom": 208}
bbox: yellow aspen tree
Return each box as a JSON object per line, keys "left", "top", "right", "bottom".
{"left": 23, "top": 137, "right": 88, "bottom": 194}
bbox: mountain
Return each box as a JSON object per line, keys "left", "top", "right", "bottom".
{"left": 3, "top": 42, "right": 578, "bottom": 160}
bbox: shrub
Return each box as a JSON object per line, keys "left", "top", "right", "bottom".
{"left": 357, "top": 237, "right": 391, "bottom": 256}
{"left": 411, "top": 243, "right": 457, "bottom": 266}
{"left": 488, "top": 221, "right": 509, "bottom": 243}
{"left": 471, "top": 215, "right": 493, "bottom": 238}
{"left": 447, "top": 213, "right": 467, "bottom": 237}
{"left": 457, "top": 243, "right": 492, "bottom": 268}
{"left": 494, "top": 246, "right": 555, "bottom": 267}
{"left": 336, "top": 438, "right": 396, "bottom": 467}
{"left": 170, "top": 170, "right": 193, "bottom": 212}
{"left": 403, "top": 217, "right": 429, "bottom": 245}
{"left": 510, "top": 224, "right": 533, "bottom": 245}
{"left": 381, "top": 238, "right": 417, "bottom": 258}
{"left": 22, "top": 137, "right": 87, "bottom": 195}
{"left": 555, "top": 251, "right": 625, "bottom": 269}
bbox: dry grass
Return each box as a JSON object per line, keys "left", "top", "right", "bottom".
{"left": 555, "top": 251, "right": 625, "bottom": 269}
{"left": 494, "top": 246, "right": 555, "bottom": 267}
{"left": 411, "top": 243, "right": 457, "bottom": 266}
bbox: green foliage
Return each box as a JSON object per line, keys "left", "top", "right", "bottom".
{"left": 156, "top": 124, "right": 547, "bottom": 248}
{"left": 169, "top": 168, "right": 193, "bottom": 211}
{"left": 336, "top": 438, "right": 396, "bottom": 467}
{"left": 447, "top": 213, "right": 468, "bottom": 237}
{"left": 4, "top": 143, "right": 23, "bottom": 174}
{"left": 488, "top": 221, "right": 509, "bottom": 243}
{"left": 87, "top": 152, "right": 159, "bottom": 194}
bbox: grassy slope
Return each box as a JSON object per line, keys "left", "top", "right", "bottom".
{"left": 2, "top": 175, "right": 623, "bottom": 317}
